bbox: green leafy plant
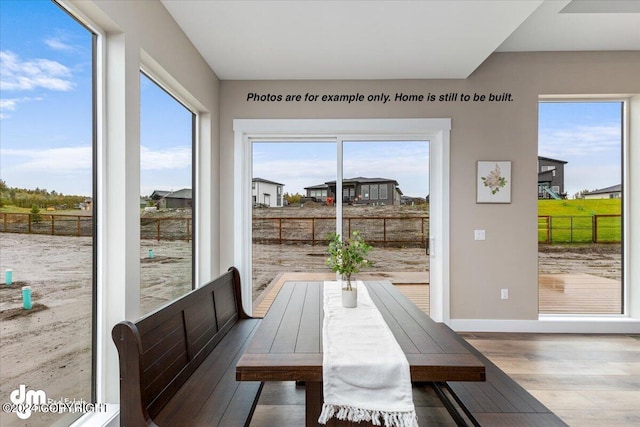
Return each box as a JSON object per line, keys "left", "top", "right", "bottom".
{"left": 326, "top": 230, "right": 373, "bottom": 291}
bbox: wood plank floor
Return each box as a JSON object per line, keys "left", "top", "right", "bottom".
{"left": 250, "top": 333, "right": 640, "bottom": 427}
{"left": 250, "top": 278, "right": 640, "bottom": 426}
{"left": 461, "top": 333, "right": 640, "bottom": 427}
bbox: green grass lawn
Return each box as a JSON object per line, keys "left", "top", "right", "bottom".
{"left": 0, "top": 206, "right": 91, "bottom": 216}
{"left": 538, "top": 199, "right": 621, "bottom": 216}
{"left": 538, "top": 199, "right": 621, "bottom": 243}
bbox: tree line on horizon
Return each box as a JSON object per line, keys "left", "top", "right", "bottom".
{"left": 0, "top": 180, "right": 87, "bottom": 210}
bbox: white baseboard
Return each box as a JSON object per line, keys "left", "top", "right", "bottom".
{"left": 450, "top": 317, "right": 640, "bottom": 333}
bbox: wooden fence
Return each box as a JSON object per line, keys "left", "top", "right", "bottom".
{"left": 1, "top": 213, "right": 192, "bottom": 241}
{"left": 2, "top": 212, "right": 621, "bottom": 245}
{"left": 538, "top": 214, "right": 622, "bottom": 244}
{"left": 252, "top": 215, "right": 429, "bottom": 247}
{"left": 1, "top": 212, "right": 93, "bottom": 237}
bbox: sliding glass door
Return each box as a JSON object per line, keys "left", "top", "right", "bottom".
{"left": 251, "top": 139, "right": 430, "bottom": 313}
{"left": 251, "top": 142, "right": 336, "bottom": 301}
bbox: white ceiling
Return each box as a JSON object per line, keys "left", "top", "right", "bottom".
{"left": 160, "top": 0, "right": 640, "bottom": 80}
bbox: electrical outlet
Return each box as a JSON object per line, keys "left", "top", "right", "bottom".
{"left": 474, "top": 230, "right": 486, "bottom": 240}
{"left": 501, "top": 289, "right": 509, "bottom": 300}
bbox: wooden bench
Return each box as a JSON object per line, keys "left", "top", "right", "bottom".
{"left": 432, "top": 326, "right": 568, "bottom": 427}
{"left": 112, "top": 267, "right": 263, "bottom": 427}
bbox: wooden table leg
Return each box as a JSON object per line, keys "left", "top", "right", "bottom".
{"left": 305, "top": 381, "right": 378, "bottom": 427}
{"left": 306, "top": 381, "right": 325, "bottom": 427}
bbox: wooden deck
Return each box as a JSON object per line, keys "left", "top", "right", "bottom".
{"left": 252, "top": 271, "right": 429, "bottom": 317}
{"left": 253, "top": 272, "right": 622, "bottom": 317}
{"left": 539, "top": 273, "right": 622, "bottom": 314}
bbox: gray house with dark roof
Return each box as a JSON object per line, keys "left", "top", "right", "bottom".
{"left": 583, "top": 184, "right": 622, "bottom": 200}
{"left": 150, "top": 188, "right": 193, "bottom": 209}
{"left": 305, "top": 177, "right": 402, "bottom": 205}
{"left": 538, "top": 156, "right": 567, "bottom": 199}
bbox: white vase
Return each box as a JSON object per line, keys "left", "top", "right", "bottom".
{"left": 341, "top": 276, "right": 357, "bottom": 308}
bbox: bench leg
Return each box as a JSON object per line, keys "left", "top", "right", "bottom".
{"left": 432, "top": 382, "right": 476, "bottom": 427}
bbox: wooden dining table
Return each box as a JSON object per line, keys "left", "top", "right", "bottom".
{"left": 236, "top": 281, "right": 486, "bottom": 426}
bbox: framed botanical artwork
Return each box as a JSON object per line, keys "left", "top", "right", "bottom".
{"left": 477, "top": 161, "right": 511, "bottom": 203}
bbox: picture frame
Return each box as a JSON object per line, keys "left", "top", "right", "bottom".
{"left": 477, "top": 161, "right": 511, "bottom": 203}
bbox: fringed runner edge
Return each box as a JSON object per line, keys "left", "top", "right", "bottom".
{"left": 318, "top": 402, "right": 418, "bottom": 427}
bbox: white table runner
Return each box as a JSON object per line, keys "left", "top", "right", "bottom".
{"left": 319, "top": 281, "right": 418, "bottom": 427}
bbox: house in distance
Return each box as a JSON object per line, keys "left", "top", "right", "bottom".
{"left": 150, "top": 189, "right": 193, "bottom": 209}
{"left": 252, "top": 178, "right": 284, "bottom": 207}
{"left": 583, "top": 184, "right": 622, "bottom": 200}
{"left": 305, "top": 177, "right": 403, "bottom": 205}
{"left": 537, "top": 156, "right": 568, "bottom": 199}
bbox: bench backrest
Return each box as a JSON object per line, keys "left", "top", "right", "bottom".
{"left": 112, "top": 267, "right": 249, "bottom": 426}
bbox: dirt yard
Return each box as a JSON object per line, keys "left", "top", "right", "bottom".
{"left": 0, "top": 230, "right": 622, "bottom": 426}
{"left": 252, "top": 243, "right": 429, "bottom": 299}
{"left": 0, "top": 233, "right": 193, "bottom": 427}
{"left": 538, "top": 244, "right": 621, "bottom": 281}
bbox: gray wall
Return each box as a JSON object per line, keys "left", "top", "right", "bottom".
{"left": 219, "top": 51, "right": 640, "bottom": 321}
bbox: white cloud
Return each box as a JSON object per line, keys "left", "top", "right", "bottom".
{"left": 0, "top": 51, "right": 73, "bottom": 92}
{"left": 252, "top": 150, "right": 430, "bottom": 196}
{"left": 44, "top": 36, "right": 74, "bottom": 52}
{"left": 0, "top": 98, "right": 18, "bottom": 111}
{"left": 539, "top": 124, "right": 621, "bottom": 159}
{"left": 1, "top": 146, "right": 91, "bottom": 173}
{"left": 253, "top": 158, "right": 334, "bottom": 195}
{"left": 0, "top": 98, "right": 17, "bottom": 119}
{"left": 140, "top": 146, "right": 192, "bottom": 170}
{"left": 0, "top": 96, "right": 43, "bottom": 119}
{"left": 566, "top": 165, "right": 621, "bottom": 198}
{"left": 539, "top": 122, "right": 622, "bottom": 198}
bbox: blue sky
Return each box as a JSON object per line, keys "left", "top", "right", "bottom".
{"left": 1, "top": 0, "right": 193, "bottom": 198}
{"left": 539, "top": 102, "right": 622, "bottom": 198}
{"left": 1, "top": 1, "right": 623, "bottom": 201}
{"left": 140, "top": 74, "right": 193, "bottom": 197}
{"left": 253, "top": 141, "right": 430, "bottom": 198}
{"left": 1, "top": 0, "right": 93, "bottom": 196}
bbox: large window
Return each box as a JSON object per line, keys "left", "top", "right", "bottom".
{"left": 0, "top": 1, "right": 96, "bottom": 425}
{"left": 235, "top": 119, "right": 450, "bottom": 320}
{"left": 538, "top": 101, "right": 624, "bottom": 314}
{"left": 139, "top": 72, "right": 195, "bottom": 315}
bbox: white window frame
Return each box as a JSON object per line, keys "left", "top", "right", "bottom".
{"left": 233, "top": 119, "right": 451, "bottom": 322}
{"left": 538, "top": 96, "right": 640, "bottom": 325}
